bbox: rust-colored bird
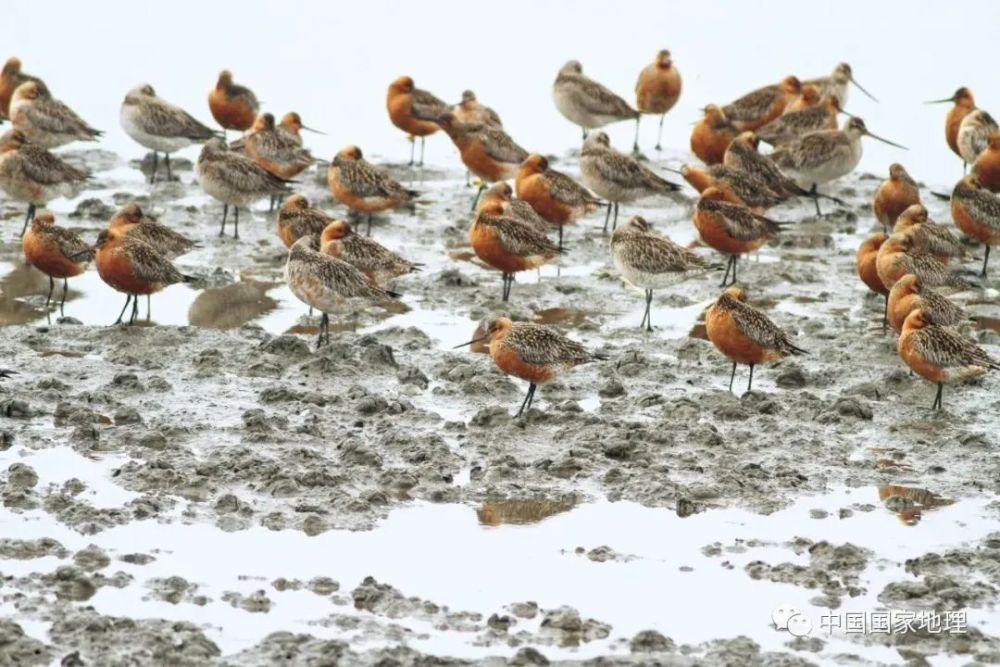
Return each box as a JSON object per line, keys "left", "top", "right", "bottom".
{"left": 690, "top": 105, "right": 738, "bottom": 165}
{"left": 887, "top": 273, "right": 969, "bottom": 335}
{"left": 856, "top": 232, "right": 889, "bottom": 327}
{"left": 675, "top": 163, "right": 784, "bottom": 212}
{"left": 327, "top": 145, "right": 418, "bottom": 236}
{"left": 875, "top": 233, "right": 975, "bottom": 292}
{"left": 873, "top": 164, "right": 921, "bottom": 233}
{"left": 693, "top": 187, "right": 784, "bottom": 286}
{"left": 926, "top": 87, "right": 977, "bottom": 171}
{"left": 22, "top": 211, "right": 92, "bottom": 319}
{"left": 386, "top": 76, "right": 448, "bottom": 166}
{"left": 469, "top": 200, "right": 560, "bottom": 301}
{"left": 898, "top": 308, "right": 997, "bottom": 410}
{"left": 705, "top": 287, "right": 807, "bottom": 393}
{"left": 277, "top": 194, "right": 334, "bottom": 249}
{"left": 951, "top": 172, "right": 1000, "bottom": 277}
{"left": 320, "top": 219, "right": 420, "bottom": 284}
{"left": 455, "top": 317, "right": 607, "bottom": 417}
{"left": 516, "top": 153, "right": 601, "bottom": 250}
{"left": 784, "top": 84, "right": 821, "bottom": 113}
{"left": 756, "top": 95, "right": 844, "bottom": 146}
{"left": 635, "top": 49, "right": 682, "bottom": 151}
{"left": 0, "top": 57, "right": 42, "bottom": 121}
{"left": 722, "top": 75, "right": 801, "bottom": 131}
{"left": 892, "top": 204, "right": 965, "bottom": 264}
{"left": 208, "top": 70, "right": 259, "bottom": 136}
{"left": 972, "top": 132, "right": 1000, "bottom": 193}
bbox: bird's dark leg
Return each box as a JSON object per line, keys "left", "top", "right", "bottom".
{"left": 408, "top": 137, "right": 415, "bottom": 167}
{"left": 317, "top": 312, "right": 329, "bottom": 348}
{"left": 164, "top": 153, "right": 172, "bottom": 182}
{"left": 220, "top": 204, "right": 228, "bottom": 237}
{"left": 644, "top": 288, "right": 654, "bottom": 332}
{"left": 146, "top": 295, "right": 151, "bottom": 322}
{"left": 882, "top": 294, "right": 888, "bottom": 333}
{"left": 632, "top": 117, "right": 641, "bottom": 155}
{"left": 603, "top": 202, "right": 612, "bottom": 234}
{"left": 581, "top": 127, "right": 587, "bottom": 141}
{"left": 114, "top": 295, "right": 132, "bottom": 325}
{"left": 471, "top": 183, "right": 485, "bottom": 211}
{"left": 558, "top": 224, "right": 564, "bottom": 252}
{"left": 932, "top": 383, "right": 943, "bottom": 410}
{"left": 44, "top": 275, "right": 53, "bottom": 324}
{"left": 233, "top": 206, "right": 240, "bottom": 240}
{"left": 129, "top": 295, "right": 140, "bottom": 325}
{"left": 981, "top": 245, "right": 991, "bottom": 278}
{"left": 465, "top": 170, "right": 471, "bottom": 187}
{"left": 720, "top": 255, "right": 734, "bottom": 287}
{"left": 149, "top": 151, "right": 158, "bottom": 184}
{"left": 501, "top": 272, "right": 511, "bottom": 302}
{"left": 746, "top": 363, "right": 755, "bottom": 393}
{"left": 22, "top": 203, "right": 35, "bottom": 237}
{"left": 810, "top": 184, "right": 822, "bottom": 217}
{"left": 418, "top": 136, "right": 426, "bottom": 167}
{"left": 612, "top": 202, "right": 619, "bottom": 231}
{"left": 732, "top": 255, "right": 738, "bottom": 284}
{"left": 515, "top": 382, "right": 537, "bottom": 418}
{"left": 655, "top": 114, "right": 665, "bottom": 151}
{"left": 728, "top": 362, "right": 737, "bottom": 393}
{"left": 59, "top": 278, "right": 68, "bottom": 317}
{"left": 366, "top": 213, "right": 373, "bottom": 237}
{"left": 963, "top": 162, "right": 967, "bottom": 175}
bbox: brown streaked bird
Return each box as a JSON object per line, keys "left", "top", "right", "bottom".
{"left": 722, "top": 75, "right": 801, "bottom": 132}
{"left": 22, "top": 211, "right": 92, "bottom": 319}
{"left": 875, "top": 232, "right": 975, "bottom": 292}
{"left": 855, "top": 232, "right": 889, "bottom": 328}
{"left": 278, "top": 111, "right": 323, "bottom": 145}
{"left": 690, "top": 105, "right": 738, "bottom": 166}
{"left": 705, "top": 287, "right": 807, "bottom": 394}
{"left": 552, "top": 60, "right": 640, "bottom": 152}
{"left": 804, "top": 63, "right": 877, "bottom": 108}
{"left": 284, "top": 235, "right": 400, "bottom": 348}
{"left": 722, "top": 132, "right": 836, "bottom": 211}
{"left": 455, "top": 317, "right": 608, "bottom": 418}
{"left": 951, "top": 172, "right": 1000, "bottom": 277}
{"left": 898, "top": 308, "right": 998, "bottom": 410}
{"left": 972, "top": 132, "right": 1000, "bottom": 192}
{"left": 240, "top": 112, "right": 318, "bottom": 210}
{"left": 892, "top": 203, "right": 965, "bottom": 264}
{"left": 768, "top": 117, "right": 906, "bottom": 214}
{"left": 873, "top": 163, "right": 921, "bottom": 233}
{"left": 120, "top": 84, "right": 217, "bottom": 184}
{"left": 784, "top": 83, "right": 821, "bottom": 113}
{"left": 756, "top": 95, "right": 844, "bottom": 146}
{"left": 320, "top": 220, "right": 420, "bottom": 284}
{"left": 0, "top": 57, "right": 42, "bottom": 120}
{"left": 957, "top": 109, "right": 998, "bottom": 166}
{"left": 477, "top": 181, "right": 553, "bottom": 233}
{"left": 386, "top": 76, "right": 448, "bottom": 166}
{"left": 611, "top": 216, "right": 713, "bottom": 331}
{"left": 469, "top": 200, "right": 560, "bottom": 302}
{"left": 887, "top": 273, "right": 970, "bottom": 335}
{"left": 431, "top": 112, "right": 528, "bottom": 209}
{"left": 196, "top": 138, "right": 293, "bottom": 239}
{"left": 327, "top": 145, "right": 419, "bottom": 236}
{"left": 0, "top": 129, "right": 90, "bottom": 236}
{"left": 277, "top": 194, "right": 334, "bottom": 249}
{"left": 208, "top": 70, "right": 259, "bottom": 135}
{"left": 634, "top": 49, "right": 682, "bottom": 150}
{"left": 579, "top": 131, "right": 681, "bottom": 233}
{"left": 926, "top": 87, "right": 977, "bottom": 170}
{"left": 451, "top": 90, "right": 502, "bottom": 128}
{"left": 93, "top": 227, "right": 195, "bottom": 325}
{"left": 9, "top": 81, "right": 102, "bottom": 149}
{"left": 516, "top": 153, "right": 602, "bottom": 250}
{"left": 693, "top": 187, "right": 785, "bottom": 287}
{"left": 675, "top": 163, "right": 784, "bottom": 211}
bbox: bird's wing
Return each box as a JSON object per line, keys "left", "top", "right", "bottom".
{"left": 964, "top": 190, "right": 1000, "bottom": 233}
{"left": 771, "top": 132, "right": 849, "bottom": 171}
{"left": 723, "top": 86, "right": 778, "bottom": 123}
{"left": 574, "top": 78, "right": 636, "bottom": 119}
{"left": 508, "top": 323, "right": 592, "bottom": 366}
{"left": 593, "top": 151, "right": 676, "bottom": 192}
{"left": 136, "top": 99, "right": 215, "bottom": 140}
{"left": 706, "top": 200, "right": 778, "bottom": 240}
{"left": 19, "top": 145, "right": 89, "bottom": 184}
{"left": 481, "top": 127, "right": 528, "bottom": 164}
{"left": 548, "top": 170, "right": 597, "bottom": 206}
{"left": 914, "top": 327, "right": 996, "bottom": 370}
{"left": 123, "top": 239, "right": 185, "bottom": 285}
{"left": 616, "top": 234, "right": 703, "bottom": 274}
{"left": 731, "top": 301, "right": 795, "bottom": 350}
{"left": 412, "top": 88, "right": 448, "bottom": 117}
{"left": 27, "top": 99, "right": 99, "bottom": 137}
{"left": 481, "top": 213, "right": 559, "bottom": 257}
{"left": 52, "top": 226, "right": 93, "bottom": 261}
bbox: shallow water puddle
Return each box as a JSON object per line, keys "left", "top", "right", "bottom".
{"left": 2, "top": 446, "right": 997, "bottom": 662}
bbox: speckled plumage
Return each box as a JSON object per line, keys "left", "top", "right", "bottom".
{"left": 452, "top": 90, "right": 502, "bottom": 128}
{"left": 120, "top": 85, "right": 215, "bottom": 154}
{"left": 580, "top": 132, "right": 680, "bottom": 202}
{"left": 888, "top": 275, "right": 969, "bottom": 331}
{"left": 110, "top": 203, "right": 196, "bottom": 260}
{"left": 285, "top": 236, "right": 397, "bottom": 315}
{"left": 877, "top": 233, "right": 975, "bottom": 291}
{"left": 722, "top": 82, "right": 790, "bottom": 127}
{"left": 278, "top": 196, "right": 334, "bottom": 247}
{"left": 611, "top": 217, "right": 709, "bottom": 289}
{"left": 437, "top": 115, "right": 528, "bottom": 173}
{"left": 892, "top": 205, "right": 965, "bottom": 261}
{"left": 756, "top": 99, "right": 839, "bottom": 146}
{"left": 9, "top": 81, "right": 101, "bottom": 149}
{"left": 321, "top": 223, "right": 419, "bottom": 281}
{"left": 478, "top": 183, "right": 552, "bottom": 231}
{"left": 713, "top": 292, "right": 804, "bottom": 355}
{"left": 241, "top": 113, "right": 316, "bottom": 177}
{"left": 723, "top": 135, "right": 803, "bottom": 197}
{"left": 769, "top": 125, "right": 859, "bottom": 186}
{"left": 957, "top": 109, "right": 998, "bottom": 164}
{"left": 329, "top": 151, "right": 416, "bottom": 205}
{"left": 696, "top": 196, "right": 783, "bottom": 241}
{"left": 27, "top": 215, "right": 93, "bottom": 264}
{"left": 0, "top": 58, "right": 41, "bottom": 119}
{"left": 501, "top": 320, "right": 601, "bottom": 368}
{"left": 0, "top": 130, "right": 89, "bottom": 204}
{"left": 804, "top": 63, "right": 852, "bottom": 107}
{"left": 102, "top": 233, "right": 190, "bottom": 287}
{"left": 901, "top": 317, "right": 998, "bottom": 381}
{"left": 410, "top": 88, "right": 448, "bottom": 122}
{"left": 474, "top": 210, "right": 560, "bottom": 259}
{"left": 196, "top": 139, "right": 292, "bottom": 206}
{"left": 552, "top": 61, "right": 637, "bottom": 129}
{"left": 953, "top": 176, "right": 1000, "bottom": 236}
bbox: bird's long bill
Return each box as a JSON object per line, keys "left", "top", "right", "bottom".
{"left": 68, "top": 246, "right": 96, "bottom": 261}
{"left": 662, "top": 165, "right": 684, "bottom": 175}
{"left": 865, "top": 130, "right": 908, "bottom": 150}
{"left": 850, "top": 76, "right": 878, "bottom": 103}
{"left": 923, "top": 96, "right": 955, "bottom": 105}
{"left": 302, "top": 125, "right": 326, "bottom": 135}
{"left": 453, "top": 335, "right": 489, "bottom": 349}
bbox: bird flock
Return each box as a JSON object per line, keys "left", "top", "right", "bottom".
{"left": 0, "top": 52, "right": 998, "bottom": 415}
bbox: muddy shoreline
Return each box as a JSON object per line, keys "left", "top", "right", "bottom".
{"left": 1, "top": 147, "right": 999, "bottom": 665}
